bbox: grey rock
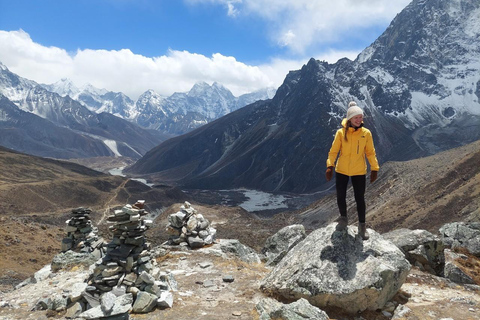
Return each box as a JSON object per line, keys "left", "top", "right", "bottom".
{"left": 219, "top": 239, "right": 261, "bottom": 263}
{"left": 67, "top": 282, "right": 88, "bottom": 303}
{"left": 187, "top": 236, "right": 205, "bottom": 249}
{"left": 443, "top": 249, "right": 476, "bottom": 284}
{"left": 52, "top": 294, "right": 68, "bottom": 311}
{"left": 79, "top": 293, "right": 133, "bottom": 319}
{"left": 262, "top": 224, "right": 306, "bottom": 266}
{"left": 223, "top": 275, "right": 235, "bottom": 283}
{"left": 256, "top": 298, "right": 329, "bottom": 320}
{"left": 203, "top": 280, "right": 215, "bottom": 287}
{"left": 110, "top": 285, "right": 127, "bottom": 297}
{"left": 15, "top": 277, "right": 32, "bottom": 290}
{"left": 260, "top": 223, "right": 411, "bottom": 314}
{"left": 33, "top": 298, "right": 52, "bottom": 311}
{"left": 101, "top": 292, "right": 117, "bottom": 314}
{"left": 51, "top": 251, "right": 97, "bottom": 272}
{"left": 156, "top": 291, "right": 174, "bottom": 309}
{"left": 392, "top": 304, "right": 412, "bottom": 319}
{"left": 33, "top": 264, "right": 52, "bottom": 283}
{"left": 64, "top": 301, "right": 85, "bottom": 319}
{"left": 168, "top": 211, "right": 187, "bottom": 229}
{"left": 160, "top": 272, "right": 178, "bottom": 291}
{"left": 383, "top": 228, "right": 445, "bottom": 275}
{"left": 82, "top": 291, "right": 101, "bottom": 308}
{"left": 440, "top": 222, "right": 480, "bottom": 257}
{"left": 140, "top": 271, "right": 156, "bottom": 284}
{"left": 198, "top": 261, "right": 212, "bottom": 269}
{"left": 132, "top": 291, "right": 157, "bottom": 313}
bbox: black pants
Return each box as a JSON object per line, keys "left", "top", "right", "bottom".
{"left": 335, "top": 172, "right": 366, "bottom": 223}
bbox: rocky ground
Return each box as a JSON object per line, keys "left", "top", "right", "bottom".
{"left": 1, "top": 202, "right": 480, "bottom": 319}
{"left": 0, "top": 241, "right": 479, "bottom": 320}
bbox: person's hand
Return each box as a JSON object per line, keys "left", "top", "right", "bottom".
{"left": 326, "top": 167, "right": 334, "bottom": 181}
{"left": 370, "top": 171, "right": 378, "bottom": 183}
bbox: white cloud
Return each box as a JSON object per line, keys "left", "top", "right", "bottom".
{"left": 0, "top": 29, "right": 364, "bottom": 101}
{"left": 187, "top": 0, "right": 412, "bottom": 54}
{"left": 0, "top": 30, "right": 280, "bottom": 98}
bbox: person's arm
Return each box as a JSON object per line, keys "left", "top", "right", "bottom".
{"left": 365, "top": 131, "right": 379, "bottom": 182}
{"left": 326, "top": 130, "right": 342, "bottom": 168}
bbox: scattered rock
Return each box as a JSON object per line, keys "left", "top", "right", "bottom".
{"left": 223, "top": 275, "right": 235, "bottom": 283}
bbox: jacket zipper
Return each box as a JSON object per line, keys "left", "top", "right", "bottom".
{"left": 357, "top": 140, "right": 359, "bottom": 154}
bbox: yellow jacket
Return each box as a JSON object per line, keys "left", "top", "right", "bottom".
{"left": 326, "top": 119, "right": 380, "bottom": 176}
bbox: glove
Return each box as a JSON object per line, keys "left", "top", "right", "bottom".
{"left": 370, "top": 171, "right": 378, "bottom": 183}
{"left": 326, "top": 167, "right": 334, "bottom": 181}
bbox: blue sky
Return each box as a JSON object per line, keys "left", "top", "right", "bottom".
{"left": 0, "top": 0, "right": 411, "bottom": 98}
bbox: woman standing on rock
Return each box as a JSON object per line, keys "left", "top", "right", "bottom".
{"left": 325, "top": 101, "right": 379, "bottom": 240}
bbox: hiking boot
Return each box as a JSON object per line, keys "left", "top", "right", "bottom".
{"left": 358, "top": 223, "right": 369, "bottom": 240}
{"left": 336, "top": 215, "right": 348, "bottom": 231}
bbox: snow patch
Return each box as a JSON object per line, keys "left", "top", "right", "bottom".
{"left": 357, "top": 46, "right": 375, "bottom": 64}
{"left": 465, "top": 8, "right": 480, "bottom": 37}
{"left": 103, "top": 140, "right": 122, "bottom": 157}
{"left": 368, "top": 67, "right": 394, "bottom": 85}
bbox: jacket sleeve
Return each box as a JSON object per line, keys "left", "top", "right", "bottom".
{"left": 326, "top": 130, "right": 342, "bottom": 168}
{"left": 365, "top": 131, "right": 380, "bottom": 171}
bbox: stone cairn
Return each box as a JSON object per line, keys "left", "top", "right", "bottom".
{"left": 77, "top": 200, "right": 174, "bottom": 318}
{"left": 61, "top": 207, "right": 105, "bottom": 259}
{"left": 166, "top": 201, "right": 217, "bottom": 248}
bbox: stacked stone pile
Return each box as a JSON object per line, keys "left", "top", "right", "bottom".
{"left": 166, "top": 201, "right": 217, "bottom": 248}
{"left": 61, "top": 207, "right": 105, "bottom": 258}
{"left": 68, "top": 200, "right": 175, "bottom": 319}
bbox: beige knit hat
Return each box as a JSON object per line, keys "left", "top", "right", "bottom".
{"left": 346, "top": 101, "right": 363, "bottom": 120}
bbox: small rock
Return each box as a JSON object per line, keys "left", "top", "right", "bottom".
{"left": 198, "top": 261, "right": 212, "bottom": 269}
{"left": 232, "top": 311, "right": 242, "bottom": 316}
{"left": 203, "top": 280, "right": 215, "bottom": 288}
{"left": 223, "top": 275, "right": 235, "bottom": 283}
{"left": 156, "top": 291, "right": 174, "bottom": 309}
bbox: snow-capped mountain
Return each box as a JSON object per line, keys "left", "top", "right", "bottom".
{"left": 0, "top": 64, "right": 166, "bottom": 159}
{"left": 42, "top": 79, "right": 136, "bottom": 119}
{"left": 42, "top": 79, "right": 276, "bottom": 135}
{"left": 127, "top": 0, "right": 480, "bottom": 193}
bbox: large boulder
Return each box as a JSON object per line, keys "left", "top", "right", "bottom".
{"left": 260, "top": 223, "right": 411, "bottom": 314}
{"left": 440, "top": 222, "right": 480, "bottom": 257}
{"left": 262, "top": 224, "right": 306, "bottom": 266}
{"left": 382, "top": 228, "right": 445, "bottom": 275}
